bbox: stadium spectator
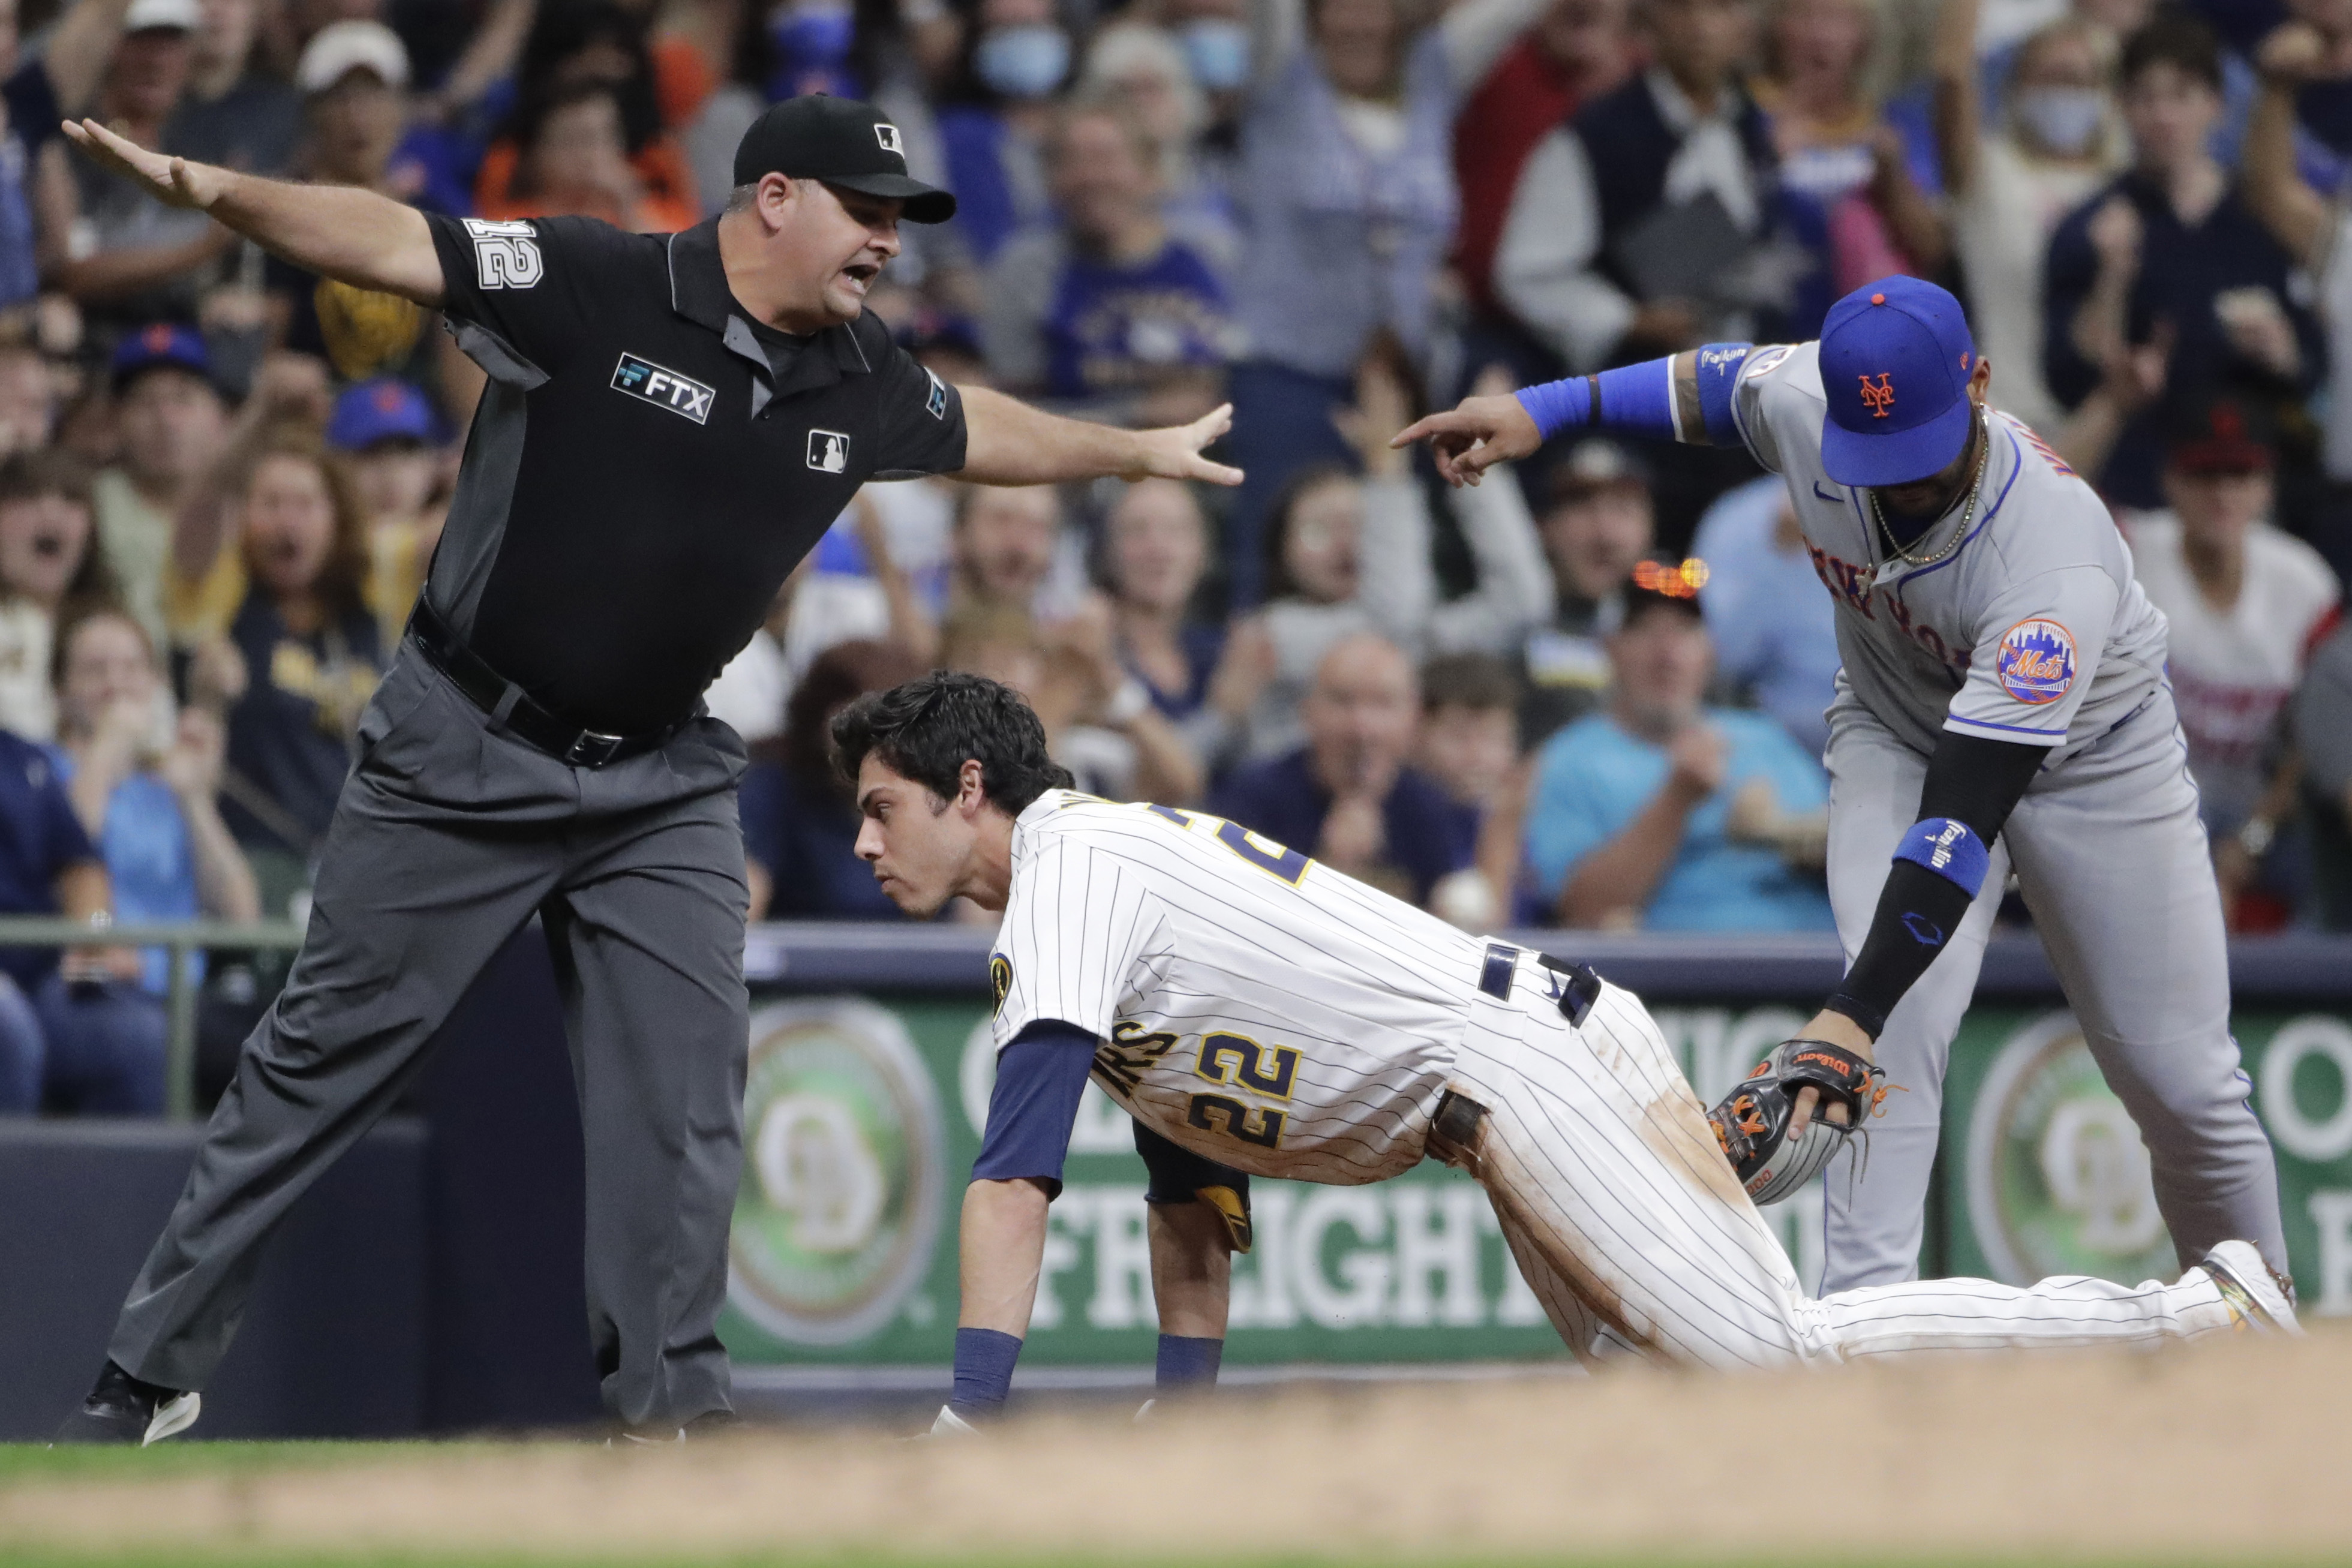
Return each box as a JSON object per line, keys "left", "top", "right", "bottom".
{"left": 167, "top": 0, "right": 300, "bottom": 175}
{"left": 0, "top": 449, "right": 119, "bottom": 742}
{"left": 2044, "top": 11, "right": 2320, "bottom": 510}
{"left": 1691, "top": 474, "right": 1840, "bottom": 756}
{"left": 1206, "top": 355, "right": 1544, "bottom": 767}
{"left": 2, "top": 0, "right": 142, "bottom": 318}
{"left": 2294, "top": 616, "right": 2352, "bottom": 929}
{"left": 38, "top": 0, "right": 234, "bottom": 335}
{"left": 1415, "top": 649, "right": 1522, "bottom": 928}
{"left": 1077, "top": 23, "right": 1242, "bottom": 274}
{"left": 160, "top": 347, "right": 334, "bottom": 648}
{"left": 476, "top": 80, "right": 696, "bottom": 232}
{"left": 936, "top": 0, "right": 1072, "bottom": 263}
{"left": 2245, "top": 15, "right": 2352, "bottom": 582}
{"left": 949, "top": 481, "right": 1084, "bottom": 621}
{"left": 1524, "top": 572, "right": 1833, "bottom": 931}
{"left": 0, "top": 720, "right": 164, "bottom": 1116}
{"left": 980, "top": 98, "right": 1236, "bottom": 426}
{"left": 1753, "top": 0, "right": 1947, "bottom": 338}
{"left": 741, "top": 636, "right": 926, "bottom": 921}
{"left": 1211, "top": 630, "right": 1472, "bottom": 908}
{"left": 92, "top": 324, "right": 229, "bottom": 649}
{"left": 1416, "top": 649, "right": 1518, "bottom": 821}
{"left": 201, "top": 427, "right": 383, "bottom": 884}
{"left": 2128, "top": 394, "right": 2339, "bottom": 929}
{"left": 1518, "top": 437, "right": 1651, "bottom": 748}
{"left": 325, "top": 377, "right": 441, "bottom": 644}
{"left": 1450, "top": 0, "right": 1636, "bottom": 389}
{"left": 0, "top": 340, "right": 61, "bottom": 458}
{"left": 473, "top": 1, "right": 699, "bottom": 231}
{"left": 50, "top": 605, "right": 260, "bottom": 995}
{"left": 265, "top": 20, "right": 479, "bottom": 412}
{"left": 1218, "top": 0, "right": 1537, "bottom": 605}
{"left": 1496, "top": 0, "right": 1775, "bottom": 377}
{"left": 1100, "top": 477, "right": 1224, "bottom": 723}
{"left": 938, "top": 602, "right": 1204, "bottom": 804}
{"left": 1931, "top": 0, "right": 2124, "bottom": 437}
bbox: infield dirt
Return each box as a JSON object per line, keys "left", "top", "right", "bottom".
{"left": 3, "top": 1328, "right": 2348, "bottom": 1565}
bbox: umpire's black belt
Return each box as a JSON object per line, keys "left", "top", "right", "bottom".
{"left": 1477, "top": 942, "right": 1600, "bottom": 1028}
{"left": 409, "top": 598, "right": 678, "bottom": 769}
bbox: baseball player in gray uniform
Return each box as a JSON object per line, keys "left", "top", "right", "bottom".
{"left": 828, "top": 671, "right": 2293, "bottom": 1431}
{"left": 1395, "top": 275, "right": 2291, "bottom": 1297}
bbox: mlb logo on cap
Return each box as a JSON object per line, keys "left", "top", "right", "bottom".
{"left": 1817, "top": 275, "right": 1979, "bottom": 488}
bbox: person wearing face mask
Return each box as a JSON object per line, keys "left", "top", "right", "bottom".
{"left": 936, "top": 0, "right": 1073, "bottom": 264}
{"left": 1932, "top": 0, "right": 2123, "bottom": 438}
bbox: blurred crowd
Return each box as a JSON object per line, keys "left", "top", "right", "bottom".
{"left": 2, "top": 0, "right": 2352, "bottom": 1116}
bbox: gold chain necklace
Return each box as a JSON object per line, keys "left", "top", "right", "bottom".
{"left": 1867, "top": 410, "right": 1990, "bottom": 575}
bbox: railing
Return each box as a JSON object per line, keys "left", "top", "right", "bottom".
{"left": 0, "top": 918, "right": 308, "bottom": 1121}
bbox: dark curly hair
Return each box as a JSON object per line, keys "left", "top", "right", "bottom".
{"left": 830, "top": 671, "right": 1073, "bottom": 815}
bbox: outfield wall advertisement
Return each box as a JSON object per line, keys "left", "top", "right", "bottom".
{"left": 718, "top": 995, "right": 2352, "bottom": 1366}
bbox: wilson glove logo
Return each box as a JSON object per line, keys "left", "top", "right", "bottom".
{"left": 610, "top": 353, "right": 714, "bottom": 423}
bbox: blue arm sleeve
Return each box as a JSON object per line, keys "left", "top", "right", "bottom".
{"left": 1513, "top": 346, "right": 1752, "bottom": 445}
{"left": 971, "top": 1019, "right": 1098, "bottom": 1197}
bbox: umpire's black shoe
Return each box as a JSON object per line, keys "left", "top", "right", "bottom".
{"left": 51, "top": 1360, "right": 201, "bottom": 1446}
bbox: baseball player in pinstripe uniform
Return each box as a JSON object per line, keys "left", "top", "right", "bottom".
{"left": 1397, "top": 275, "right": 2293, "bottom": 1299}
{"left": 830, "top": 671, "right": 2295, "bottom": 1432}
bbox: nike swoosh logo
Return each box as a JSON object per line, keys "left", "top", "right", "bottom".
{"left": 1813, "top": 481, "right": 1845, "bottom": 503}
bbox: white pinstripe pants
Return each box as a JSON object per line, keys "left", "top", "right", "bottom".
{"left": 1441, "top": 964, "right": 2238, "bottom": 1368}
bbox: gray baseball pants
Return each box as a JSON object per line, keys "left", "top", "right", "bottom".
{"left": 106, "top": 646, "right": 752, "bottom": 1429}
{"left": 1819, "top": 686, "right": 2287, "bottom": 1291}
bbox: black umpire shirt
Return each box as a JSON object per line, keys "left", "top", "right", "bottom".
{"left": 421, "top": 212, "right": 968, "bottom": 735}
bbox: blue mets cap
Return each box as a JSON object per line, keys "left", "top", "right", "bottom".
{"left": 328, "top": 378, "right": 438, "bottom": 451}
{"left": 1818, "top": 275, "right": 1979, "bottom": 488}
{"left": 109, "top": 322, "right": 212, "bottom": 392}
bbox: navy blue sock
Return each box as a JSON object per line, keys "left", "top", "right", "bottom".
{"left": 950, "top": 1327, "right": 1023, "bottom": 1419}
{"left": 1155, "top": 1334, "right": 1223, "bottom": 1389}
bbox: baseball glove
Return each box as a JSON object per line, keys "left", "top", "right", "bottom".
{"left": 1706, "top": 1040, "right": 1887, "bottom": 1205}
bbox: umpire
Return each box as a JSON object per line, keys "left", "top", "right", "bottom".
{"left": 54, "top": 95, "right": 1240, "bottom": 1443}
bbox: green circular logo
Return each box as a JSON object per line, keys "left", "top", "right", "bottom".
{"left": 728, "top": 999, "right": 945, "bottom": 1345}
{"left": 1965, "top": 1012, "right": 2174, "bottom": 1285}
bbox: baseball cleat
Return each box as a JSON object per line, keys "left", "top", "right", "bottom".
{"left": 929, "top": 1404, "right": 980, "bottom": 1437}
{"left": 2201, "top": 1240, "right": 2302, "bottom": 1336}
{"left": 50, "top": 1361, "right": 200, "bottom": 1446}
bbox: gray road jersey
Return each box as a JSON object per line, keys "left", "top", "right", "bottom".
{"left": 1731, "top": 343, "right": 2168, "bottom": 760}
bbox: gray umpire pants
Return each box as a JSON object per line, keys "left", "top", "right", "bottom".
{"left": 106, "top": 644, "right": 752, "bottom": 1429}
{"left": 1819, "top": 684, "right": 2286, "bottom": 1293}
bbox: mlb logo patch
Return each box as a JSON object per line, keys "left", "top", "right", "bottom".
{"left": 611, "top": 353, "right": 714, "bottom": 423}
{"left": 875, "top": 122, "right": 903, "bottom": 157}
{"left": 807, "top": 428, "right": 851, "bottom": 473}
{"left": 1994, "top": 618, "right": 2075, "bottom": 704}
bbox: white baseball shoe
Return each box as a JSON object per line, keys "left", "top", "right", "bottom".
{"left": 2201, "top": 1240, "right": 2303, "bottom": 1336}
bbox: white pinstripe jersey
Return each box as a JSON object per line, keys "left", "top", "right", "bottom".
{"left": 989, "top": 791, "right": 1489, "bottom": 1183}
{"left": 1726, "top": 343, "right": 2168, "bottom": 758}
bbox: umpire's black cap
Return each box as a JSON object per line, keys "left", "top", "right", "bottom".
{"left": 734, "top": 94, "right": 957, "bottom": 224}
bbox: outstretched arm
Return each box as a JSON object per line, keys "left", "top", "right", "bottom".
{"left": 1391, "top": 349, "right": 1751, "bottom": 486}
{"left": 59, "top": 119, "right": 446, "bottom": 307}
{"left": 958, "top": 386, "right": 1243, "bottom": 488}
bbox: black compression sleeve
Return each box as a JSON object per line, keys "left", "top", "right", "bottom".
{"left": 1824, "top": 733, "right": 2048, "bottom": 1037}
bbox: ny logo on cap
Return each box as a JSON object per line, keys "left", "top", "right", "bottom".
{"left": 875, "top": 122, "right": 903, "bottom": 155}
{"left": 1857, "top": 373, "right": 1896, "bottom": 419}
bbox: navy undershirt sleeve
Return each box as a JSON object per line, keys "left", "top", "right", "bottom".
{"left": 970, "top": 1019, "right": 1099, "bottom": 1197}
{"left": 1827, "top": 734, "right": 2045, "bottom": 1037}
